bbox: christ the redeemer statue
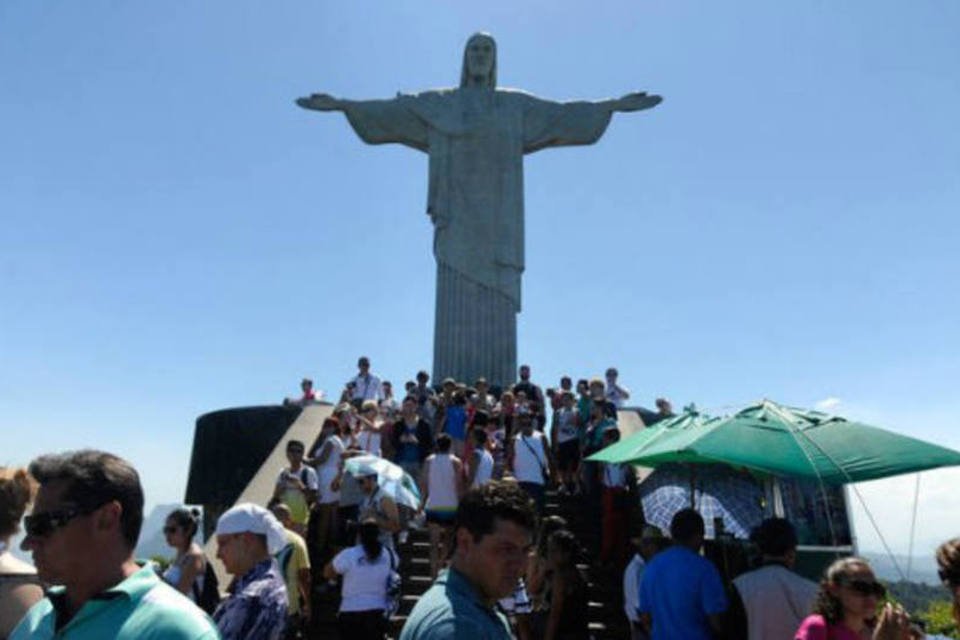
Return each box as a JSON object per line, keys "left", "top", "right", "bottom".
{"left": 297, "top": 32, "right": 661, "bottom": 387}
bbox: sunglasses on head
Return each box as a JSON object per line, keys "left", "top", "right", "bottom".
{"left": 24, "top": 505, "right": 100, "bottom": 538}
{"left": 842, "top": 579, "right": 886, "bottom": 598}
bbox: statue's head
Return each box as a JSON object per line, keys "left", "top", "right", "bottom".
{"left": 460, "top": 32, "right": 497, "bottom": 88}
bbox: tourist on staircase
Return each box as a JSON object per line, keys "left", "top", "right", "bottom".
{"left": 542, "top": 529, "right": 590, "bottom": 640}
{"left": 467, "top": 426, "right": 494, "bottom": 489}
{"left": 349, "top": 356, "right": 384, "bottom": 408}
{"left": 419, "top": 434, "right": 464, "bottom": 578}
{"left": 356, "top": 401, "right": 384, "bottom": 457}
{"left": 599, "top": 428, "right": 634, "bottom": 571}
{"left": 306, "top": 417, "right": 345, "bottom": 567}
{"left": 269, "top": 503, "right": 312, "bottom": 640}
{"left": 273, "top": 440, "right": 317, "bottom": 537}
{"left": 510, "top": 412, "right": 555, "bottom": 513}
{"left": 551, "top": 390, "right": 582, "bottom": 496}
{"left": 356, "top": 467, "right": 401, "bottom": 552}
{"left": 391, "top": 395, "right": 435, "bottom": 480}
{"left": 324, "top": 518, "right": 397, "bottom": 640}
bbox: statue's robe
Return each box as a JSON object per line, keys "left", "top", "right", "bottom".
{"left": 341, "top": 87, "right": 612, "bottom": 386}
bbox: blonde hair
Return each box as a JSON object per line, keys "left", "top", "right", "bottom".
{"left": 0, "top": 467, "right": 37, "bottom": 537}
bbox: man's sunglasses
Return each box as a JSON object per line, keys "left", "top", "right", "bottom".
{"left": 842, "top": 579, "right": 886, "bottom": 598}
{"left": 24, "top": 506, "right": 98, "bottom": 538}
{"left": 939, "top": 569, "right": 960, "bottom": 588}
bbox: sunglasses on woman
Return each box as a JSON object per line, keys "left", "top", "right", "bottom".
{"left": 842, "top": 579, "right": 886, "bottom": 598}
{"left": 24, "top": 506, "right": 98, "bottom": 538}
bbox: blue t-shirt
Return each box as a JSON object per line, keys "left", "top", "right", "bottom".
{"left": 444, "top": 406, "right": 468, "bottom": 440}
{"left": 638, "top": 545, "right": 728, "bottom": 640}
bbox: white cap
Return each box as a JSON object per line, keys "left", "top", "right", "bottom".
{"left": 215, "top": 503, "right": 288, "bottom": 555}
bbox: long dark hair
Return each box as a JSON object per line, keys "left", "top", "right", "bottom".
{"left": 812, "top": 557, "right": 871, "bottom": 625}
{"left": 536, "top": 515, "right": 568, "bottom": 559}
{"left": 167, "top": 507, "right": 200, "bottom": 542}
{"left": 359, "top": 519, "right": 382, "bottom": 562}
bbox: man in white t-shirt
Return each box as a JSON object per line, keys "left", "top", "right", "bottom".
{"left": 509, "top": 412, "right": 555, "bottom": 512}
{"left": 273, "top": 439, "right": 318, "bottom": 536}
{"left": 623, "top": 526, "right": 667, "bottom": 640}
{"left": 349, "top": 356, "right": 383, "bottom": 406}
{"left": 604, "top": 367, "right": 631, "bottom": 409}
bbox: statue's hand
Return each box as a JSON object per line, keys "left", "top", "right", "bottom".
{"left": 614, "top": 92, "right": 663, "bottom": 112}
{"left": 295, "top": 93, "right": 342, "bottom": 112}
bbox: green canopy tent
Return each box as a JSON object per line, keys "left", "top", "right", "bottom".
{"left": 589, "top": 400, "right": 960, "bottom": 578}
{"left": 589, "top": 399, "right": 960, "bottom": 484}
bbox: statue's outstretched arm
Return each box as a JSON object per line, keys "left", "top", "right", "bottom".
{"left": 606, "top": 91, "right": 663, "bottom": 113}
{"left": 295, "top": 93, "right": 349, "bottom": 112}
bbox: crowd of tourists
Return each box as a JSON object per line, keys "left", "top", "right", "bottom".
{"left": 0, "top": 358, "right": 958, "bottom": 639}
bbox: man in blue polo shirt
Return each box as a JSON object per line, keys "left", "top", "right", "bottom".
{"left": 400, "top": 481, "right": 538, "bottom": 640}
{"left": 12, "top": 449, "right": 218, "bottom": 639}
{"left": 638, "top": 508, "right": 727, "bottom": 640}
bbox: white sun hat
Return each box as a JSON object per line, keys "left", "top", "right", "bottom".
{"left": 215, "top": 503, "right": 288, "bottom": 555}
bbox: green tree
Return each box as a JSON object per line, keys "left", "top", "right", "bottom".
{"left": 918, "top": 599, "right": 959, "bottom": 638}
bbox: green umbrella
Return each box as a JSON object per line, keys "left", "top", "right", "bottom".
{"left": 587, "top": 410, "right": 721, "bottom": 464}
{"left": 591, "top": 400, "right": 960, "bottom": 485}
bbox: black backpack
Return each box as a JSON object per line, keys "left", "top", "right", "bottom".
{"left": 192, "top": 561, "right": 221, "bottom": 615}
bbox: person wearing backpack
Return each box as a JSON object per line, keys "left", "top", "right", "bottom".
{"left": 273, "top": 440, "right": 318, "bottom": 537}
{"left": 324, "top": 518, "right": 398, "bottom": 640}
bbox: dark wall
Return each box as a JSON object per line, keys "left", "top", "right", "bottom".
{"left": 185, "top": 405, "right": 301, "bottom": 536}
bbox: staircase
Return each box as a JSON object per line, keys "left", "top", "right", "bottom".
{"left": 307, "top": 487, "right": 631, "bottom": 639}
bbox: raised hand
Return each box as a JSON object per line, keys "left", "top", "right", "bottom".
{"left": 613, "top": 91, "right": 663, "bottom": 112}
{"left": 295, "top": 93, "right": 343, "bottom": 112}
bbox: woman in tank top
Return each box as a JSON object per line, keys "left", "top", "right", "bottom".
{"left": 162, "top": 507, "right": 206, "bottom": 602}
{"left": 419, "top": 434, "right": 463, "bottom": 578}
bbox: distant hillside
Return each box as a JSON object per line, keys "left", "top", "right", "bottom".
{"left": 862, "top": 551, "right": 941, "bottom": 586}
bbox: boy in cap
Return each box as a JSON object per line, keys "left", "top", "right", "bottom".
{"left": 213, "top": 503, "right": 289, "bottom": 640}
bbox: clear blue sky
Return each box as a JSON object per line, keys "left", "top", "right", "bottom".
{"left": 2, "top": 1, "right": 958, "bottom": 559}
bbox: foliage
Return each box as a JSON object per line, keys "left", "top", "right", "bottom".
{"left": 917, "top": 600, "right": 959, "bottom": 638}
{"left": 880, "top": 580, "right": 958, "bottom": 638}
